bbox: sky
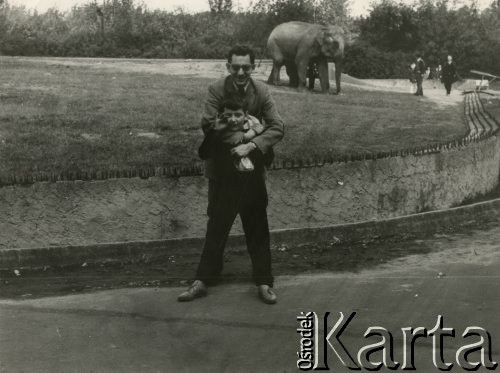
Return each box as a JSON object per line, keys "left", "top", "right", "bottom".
{"left": 7, "top": 0, "right": 496, "bottom": 17}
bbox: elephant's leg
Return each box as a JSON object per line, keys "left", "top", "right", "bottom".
{"left": 317, "top": 59, "right": 330, "bottom": 93}
{"left": 276, "top": 62, "right": 284, "bottom": 85}
{"left": 307, "top": 62, "right": 316, "bottom": 90}
{"left": 268, "top": 60, "right": 282, "bottom": 85}
{"left": 267, "top": 38, "right": 284, "bottom": 86}
{"left": 267, "top": 66, "right": 275, "bottom": 85}
{"left": 285, "top": 64, "right": 292, "bottom": 85}
{"left": 296, "top": 59, "right": 309, "bottom": 90}
{"left": 334, "top": 60, "right": 342, "bottom": 94}
{"left": 286, "top": 63, "right": 299, "bottom": 88}
{"left": 291, "top": 65, "right": 299, "bottom": 87}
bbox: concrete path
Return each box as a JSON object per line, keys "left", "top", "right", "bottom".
{"left": 1, "top": 224, "right": 500, "bottom": 372}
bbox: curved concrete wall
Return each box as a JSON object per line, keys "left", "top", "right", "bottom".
{"left": 268, "top": 137, "right": 500, "bottom": 229}
{"left": 0, "top": 136, "right": 499, "bottom": 249}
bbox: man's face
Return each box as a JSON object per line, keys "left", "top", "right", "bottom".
{"left": 226, "top": 54, "right": 254, "bottom": 86}
{"left": 222, "top": 107, "right": 246, "bottom": 127}
{"left": 447, "top": 55, "right": 452, "bottom": 63}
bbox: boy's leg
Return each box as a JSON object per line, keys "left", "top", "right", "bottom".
{"left": 196, "top": 177, "right": 239, "bottom": 284}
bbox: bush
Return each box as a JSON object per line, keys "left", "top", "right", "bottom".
{"left": 344, "top": 42, "right": 412, "bottom": 79}
{"left": 0, "top": 0, "right": 499, "bottom": 78}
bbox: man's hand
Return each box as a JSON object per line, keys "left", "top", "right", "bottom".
{"left": 247, "top": 115, "right": 265, "bottom": 135}
{"left": 242, "top": 115, "right": 264, "bottom": 141}
{"left": 231, "top": 142, "right": 256, "bottom": 158}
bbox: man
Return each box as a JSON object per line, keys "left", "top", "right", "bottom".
{"left": 441, "top": 55, "right": 457, "bottom": 96}
{"left": 307, "top": 60, "right": 319, "bottom": 91}
{"left": 415, "top": 54, "right": 426, "bottom": 96}
{"left": 178, "top": 45, "right": 285, "bottom": 305}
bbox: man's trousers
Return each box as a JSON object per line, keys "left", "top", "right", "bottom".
{"left": 444, "top": 81, "right": 452, "bottom": 94}
{"left": 416, "top": 76, "right": 424, "bottom": 96}
{"left": 196, "top": 173, "right": 273, "bottom": 286}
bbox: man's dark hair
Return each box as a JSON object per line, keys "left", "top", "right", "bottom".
{"left": 221, "top": 98, "right": 247, "bottom": 112}
{"left": 227, "top": 45, "right": 255, "bottom": 65}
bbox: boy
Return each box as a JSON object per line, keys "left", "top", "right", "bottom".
{"left": 199, "top": 98, "right": 265, "bottom": 173}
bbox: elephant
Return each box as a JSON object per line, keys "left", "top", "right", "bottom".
{"left": 267, "top": 21, "right": 345, "bottom": 94}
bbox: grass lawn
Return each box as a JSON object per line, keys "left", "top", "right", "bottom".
{"left": 0, "top": 57, "right": 466, "bottom": 180}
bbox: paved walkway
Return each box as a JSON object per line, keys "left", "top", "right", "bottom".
{"left": 1, "top": 221, "right": 500, "bottom": 372}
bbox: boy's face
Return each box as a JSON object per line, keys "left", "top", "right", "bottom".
{"left": 222, "top": 107, "right": 246, "bottom": 126}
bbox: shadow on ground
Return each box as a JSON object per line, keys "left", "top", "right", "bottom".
{"left": 1, "top": 217, "right": 497, "bottom": 300}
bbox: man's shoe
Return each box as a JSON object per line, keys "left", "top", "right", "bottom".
{"left": 257, "top": 285, "right": 277, "bottom": 305}
{"left": 177, "top": 280, "right": 207, "bottom": 302}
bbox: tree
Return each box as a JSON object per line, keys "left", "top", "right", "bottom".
{"left": 358, "top": 0, "right": 419, "bottom": 52}
{"left": 352, "top": 0, "right": 496, "bottom": 77}
{"left": 253, "top": 0, "right": 315, "bottom": 25}
{"left": 481, "top": 2, "right": 500, "bottom": 43}
{"left": 315, "top": 0, "right": 350, "bottom": 28}
{"left": 208, "top": 0, "right": 232, "bottom": 14}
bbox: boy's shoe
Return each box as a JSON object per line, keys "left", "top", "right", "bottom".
{"left": 177, "top": 280, "right": 207, "bottom": 302}
{"left": 257, "top": 285, "right": 277, "bottom": 305}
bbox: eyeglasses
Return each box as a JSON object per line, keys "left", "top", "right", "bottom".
{"left": 230, "top": 64, "right": 254, "bottom": 72}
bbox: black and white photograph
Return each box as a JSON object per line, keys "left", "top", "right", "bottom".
{"left": 0, "top": 0, "right": 499, "bottom": 371}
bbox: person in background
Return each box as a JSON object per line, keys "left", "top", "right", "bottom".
{"left": 433, "top": 64, "right": 442, "bottom": 89}
{"left": 408, "top": 62, "right": 417, "bottom": 94}
{"left": 441, "top": 55, "right": 457, "bottom": 96}
{"left": 425, "top": 67, "right": 431, "bottom": 80}
{"left": 415, "top": 54, "right": 426, "bottom": 96}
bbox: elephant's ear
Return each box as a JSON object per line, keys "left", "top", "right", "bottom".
{"left": 316, "top": 28, "right": 329, "bottom": 45}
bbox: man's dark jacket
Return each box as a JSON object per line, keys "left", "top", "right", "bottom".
{"left": 416, "top": 59, "right": 426, "bottom": 77}
{"left": 442, "top": 62, "right": 457, "bottom": 84}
